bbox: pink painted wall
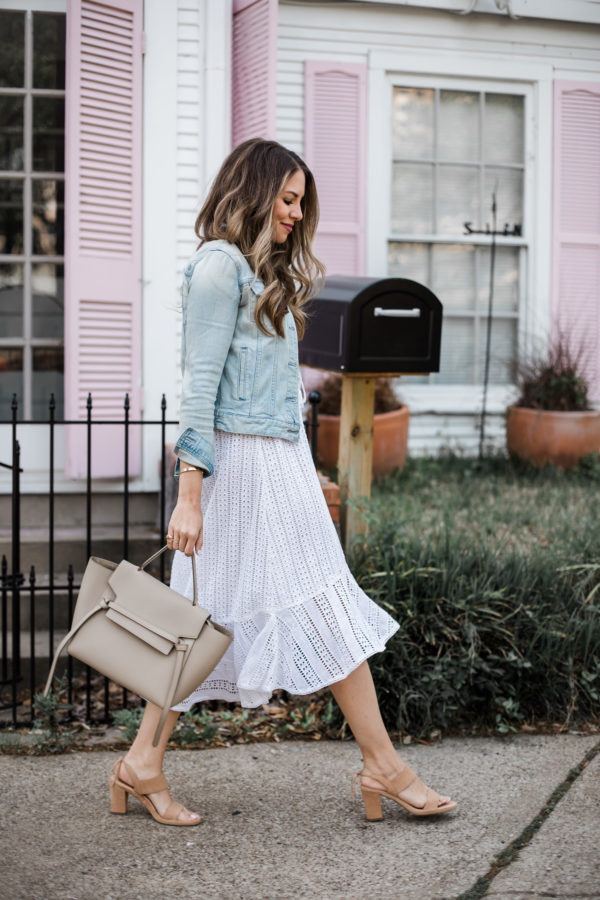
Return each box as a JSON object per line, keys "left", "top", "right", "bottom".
{"left": 64, "top": 0, "right": 143, "bottom": 478}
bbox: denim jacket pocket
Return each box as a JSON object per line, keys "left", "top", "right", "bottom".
{"left": 237, "top": 346, "right": 249, "bottom": 400}
{"left": 241, "top": 277, "right": 265, "bottom": 305}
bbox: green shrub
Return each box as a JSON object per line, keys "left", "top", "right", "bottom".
{"left": 350, "top": 456, "right": 600, "bottom": 736}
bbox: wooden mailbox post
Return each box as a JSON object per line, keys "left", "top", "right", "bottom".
{"left": 338, "top": 374, "right": 376, "bottom": 552}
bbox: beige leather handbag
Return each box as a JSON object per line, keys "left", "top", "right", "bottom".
{"left": 44, "top": 546, "right": 232, "bottom": 746}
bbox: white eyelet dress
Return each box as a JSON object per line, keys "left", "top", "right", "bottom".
{"left": 169, "top": 380, "right": 399, "bottom": 710}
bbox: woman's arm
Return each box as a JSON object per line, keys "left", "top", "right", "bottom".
{"left": 168, "top": 466, "right": 204, "bottom": 556}
{"left": 169, "top": 248, "right": 240, "bottom": 555}
{"left": 174, "top": 248, "right": 241, "bottom": 477}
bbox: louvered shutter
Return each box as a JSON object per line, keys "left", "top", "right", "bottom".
{"left": 64, "top": 0, "right": 143, "bottom": 478}
{"left": 304, "top": 61, "right": 366, "bottom": 276}
{"left": 232, "top": 0, "right": 277, "bottom": 146}
{"left": 553, "top": 81, "right": 600, "bottom": 401}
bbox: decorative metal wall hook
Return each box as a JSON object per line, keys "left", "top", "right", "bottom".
{"left": 495, "top": 0, "right": 519, "bottom": 19}
{"left": 458, "top": 0, "right": 519, "bottom": 17}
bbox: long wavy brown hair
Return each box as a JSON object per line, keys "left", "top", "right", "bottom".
{"left": 194, "top": 139, "right": 325, "bottom": 339}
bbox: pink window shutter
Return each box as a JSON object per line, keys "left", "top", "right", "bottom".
{"left": 232, "top": 0, "right": 277, "bottom": 147}
{"left": 64, "top": 0, "right": 143, "bottom": 478}
{"left": 304, "top": 61, "right": 367, "bottom": 277}
{"left": 552, "top": 81, "right": 600, "bottom": 402}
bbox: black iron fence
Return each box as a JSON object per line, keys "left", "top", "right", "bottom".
{"left": 0, "top": 390, "right": 321, "bottom": 728}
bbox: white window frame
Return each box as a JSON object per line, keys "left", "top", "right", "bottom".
{"left": 367, "top": 48, "right": 553, "bottom": 414}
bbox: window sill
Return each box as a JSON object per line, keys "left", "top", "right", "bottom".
{"left": 396, "top": 383, "right": 520, "bottom": 415}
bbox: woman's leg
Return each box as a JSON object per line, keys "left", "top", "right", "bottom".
{"left": 119, "top": 702, "right": 200, "bottom": 823}
{"left": 330, "top": 661, "right": 451, "bottom": 807}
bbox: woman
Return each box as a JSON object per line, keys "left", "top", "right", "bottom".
{"left": 109, "top": 139, "right": 456, "bottom": 826}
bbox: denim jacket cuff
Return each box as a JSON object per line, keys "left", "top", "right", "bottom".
{"left": 173, "top": 428, "right": 214, "bottom": 477}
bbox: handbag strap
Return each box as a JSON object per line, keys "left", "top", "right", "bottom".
{"left": 43, "top": 598, "right": 109, "bottom": 695}
{"left": 152, "top": 640, "right": 190, "bottom": 747}
{"left": 139, "top": 545, "right": 198, "bottom": 607}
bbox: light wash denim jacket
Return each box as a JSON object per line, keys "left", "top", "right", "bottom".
{"left": 174, "top": 240, "right": 302, "bottom": 477}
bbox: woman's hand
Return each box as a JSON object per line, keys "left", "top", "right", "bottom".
{"left": 167, "top": 466, "right": 204, "bottom": 556}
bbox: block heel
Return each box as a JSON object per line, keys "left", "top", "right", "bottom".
{"left": 109, "top": 775, "right": 128, "bottom": 814}
{"left": 361, "top": 787, "right": 383, "bottom": 821}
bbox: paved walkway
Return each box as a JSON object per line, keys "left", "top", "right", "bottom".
{"left": 1, "top": 734, "right": 598, "bottom": 900}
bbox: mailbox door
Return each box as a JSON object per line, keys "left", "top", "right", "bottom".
{"left": 298, "top": 299, "right": 347, "bottom": 370}
{"left": 350, "top": 279, "right": 442, "bottom": 373}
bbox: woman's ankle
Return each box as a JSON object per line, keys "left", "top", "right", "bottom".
{"left": 124, "top": 749, "right": 163, "bottom": 774}
{"left": 361, "top": 749, "right": 404, "bottom": 777}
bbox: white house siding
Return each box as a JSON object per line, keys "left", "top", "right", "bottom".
{"left": 278, "top": 0, "right": 600, "bottom": 456}
{"left": 143, "top": 0, "right": 231, "bottom": 486}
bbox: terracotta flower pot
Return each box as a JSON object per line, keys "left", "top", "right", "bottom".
{"left": 506, "top": 405, "right": 600, "bottom": 469}
{"left": 316, "top": 406, "right": 409, "bottom": 477}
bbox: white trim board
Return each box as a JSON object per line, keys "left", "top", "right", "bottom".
{"left": 292, "top": 0, "right": 600, "bottom": 27}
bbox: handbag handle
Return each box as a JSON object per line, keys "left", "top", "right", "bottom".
{"left": 139, "top": 545, "right": 198, "bottom": 607}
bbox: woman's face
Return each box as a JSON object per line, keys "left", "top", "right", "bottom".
{"left": 272, "top": 169, "right": 305, "bottom": 243}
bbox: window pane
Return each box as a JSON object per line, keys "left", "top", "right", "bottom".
{"left": 432, "top": 244, "right": 476, "bottom": 310}
{"left": 0, "top": 263, "right": 24, "bottom": 337}
{"left": 0, "top": 96, "right": 24, "bottom": 170}
{"left": 483, "top": 167, "right": 523, "bottom": 231}
{"left": 0, "top": 12, "right": 25, "bottom": 88}
{"left": 393, "top": 88, "right": 434, "bottom": 159}
{"left": 32, "top": 346, "right": 64, "bottom": 419}
{"left": 477, "top": 246, "right": 520, "bottom": 313}
{"left": 484, "top": 94, "right": 524, "bottom": 165}
{"left": 438, "top": 91, "right": 479, "bottom": 162}
{"left": 0, "top": 180, "right": 23, "bottom": 255}
{"left": 476, "top": 317, "right": 517, "bottom": 384}
{"left": 388, "top": 241, "right": 429, "bottom": 283}
{"left": 388, "top": 243, "right": 431, "bottom": 383}
{"left": 33, "top": 97, "right": 65, "bottom": 172}
{"left": 436, "top": 317, "right": 474, "bottom": 384}
{"left": 392, "top": 162, "right": 433, "bottom": 233}
{"left": 32, "top": 179, "right": 64, "bottom": 255}
{"left": 33, "top": 13, "right": 66, "bottom": 90}
{"left": 0, "top": 349, "right": 23, "bottom": 415}
{"left": 32, "top": 263, "right": 64, "bottom": 338}
{"left": 438, "top": 165, "right": 479, "bottom": 234}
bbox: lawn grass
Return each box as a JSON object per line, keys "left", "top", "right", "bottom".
{"left": 348, "top": 454, "right": 600, "bottom": 737}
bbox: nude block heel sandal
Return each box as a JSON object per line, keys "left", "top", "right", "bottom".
{"left": 351, "top": 765, "right": 457, "bottom": 821}
{"left": 109, "top": 757, "right": 201, "bottom": 826}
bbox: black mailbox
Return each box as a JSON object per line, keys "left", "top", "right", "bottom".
{"left": 299, "top": 276, "right": 443, "bottom": 374}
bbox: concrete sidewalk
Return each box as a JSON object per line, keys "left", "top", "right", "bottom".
{"left": 1, "top": 734, "right": 598, "bottom": 900}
